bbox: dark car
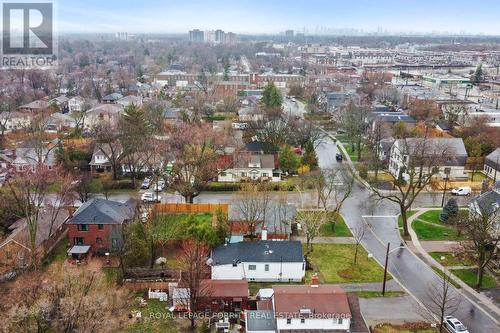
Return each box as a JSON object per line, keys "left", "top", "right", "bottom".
{"left": 336, "top": 153, "right": 343, "bottom": 162}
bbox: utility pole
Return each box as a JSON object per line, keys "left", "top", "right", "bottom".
{"left": 441, "top": 168, "right": 451, "bottom": 207}
{"left": 382, "top": 242, "right": 390, "bottom": 296}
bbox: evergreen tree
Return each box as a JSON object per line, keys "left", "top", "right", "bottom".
{"left": 301, "top": 141, "right": 318, "bottom": 170}
{"left": 472, "top": 63, "right": 484, "bottom": 84}
{"left": 440, "top": 198, "right": 459, "bottom": 223}
{"left": 279, "top": 145, "right": 301, "bottom": 174}
{"left": 261, "top": 81, "right": 283, "bottom": 109}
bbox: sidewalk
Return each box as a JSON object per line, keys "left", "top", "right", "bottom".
{"left": 292, "top": 236, "right": 355, "bottom": 244}
{"left": 406, "top": 208, "right": 500, "bottom": 318}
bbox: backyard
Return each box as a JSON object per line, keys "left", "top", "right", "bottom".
{"left": 304, "top": 244, "right": 389, "bottom": 283}
{"left": 127, "top": 295, "right": 180, "bottom": 333}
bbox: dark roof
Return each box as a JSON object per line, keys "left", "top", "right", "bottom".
{"left": 486, "top": 148, "right": 500, "bottom": 169}
{"left": 473, "top": 187, "right": 500, "bottom": 216}
{"left": 246, "top": 310, "right": 277, "bottom": 331}
{"left": 200, "top": 279, "right": 248, "bottom": 298}
{"left": 67, "top": 198, "right": 136, "bottom": 225}
{"left": 244, "top": 141, "right": 278, "bottom": 153}
{"left": 211, "top": 240, "right": 303, "bottom": 265}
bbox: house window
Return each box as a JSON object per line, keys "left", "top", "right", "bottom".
{"left": 264, "top": 264, "right": 269, "bottom": 271}
{"left": 262, "top": 173, "right": 268, "bottom": 177}
{"left": 286, "top": 318, "right": 292, "bottom": 324}
{"left": 300, "top": 318, "right": 305, "bottom": 324}
{"left": 74, "top": 237, "right": 84, "bottom": 245}
{"left": 96, "top": 237, "right": 102, "bottom": 244}
{"left": 248, "top": 264, "right": 256, "bottom": 271}
{"left": 240, "top": 172, "right": 246, "bottom": 177}
{"left": 98, "top": 224, "right": 104, "bottom": 230}
{"left": 77, "top": 224, "right": 88, "bottom": 231}
{"left": 221, "top": 172, "right": 227, "bottom": 177}
{"left": 111, "top": 238, "right": 118, "bottom": 249}
{"left": 338, "top": 317, "right": 343, "bottom": 324}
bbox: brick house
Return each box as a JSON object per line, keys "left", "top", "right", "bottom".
{"left": 66, "top": 198, "right": 137, "bottom": 254}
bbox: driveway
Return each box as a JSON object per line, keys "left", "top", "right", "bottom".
{"left": 359, "top": 296, "right": 427, "bottom": 326}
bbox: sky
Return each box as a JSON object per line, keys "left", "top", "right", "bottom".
{"left": 56, "top": 0, "right": 500, "bottom": 35}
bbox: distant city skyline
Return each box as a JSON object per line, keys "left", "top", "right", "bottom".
{"left": 58, "top": 0, "right": 500, "bottom": 35}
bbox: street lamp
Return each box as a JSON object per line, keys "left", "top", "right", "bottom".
{"left": 382, "top": 242, "right": 405, "bottom": 296}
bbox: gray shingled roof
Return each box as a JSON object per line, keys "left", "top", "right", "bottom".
{"left": 474, "top": 187, "right": 500, "bottom": 217}
{"left": 246, "top": 310, "right": 277, "bottom": 331}
{"left": 395, "top": 138, "right": 467, "bottom": 156}
{"left": 211, "top": 240, "right": 303, "bottom": 265}
{"left": 67, "top": 198, "right": 136, "bottom": 225}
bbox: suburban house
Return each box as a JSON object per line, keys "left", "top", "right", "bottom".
{"left": 218, "top": 154, "right": 282, "bottom": 182}
{"left": 388, "top": 137, "right": 468, "bottom": 181}
{"left": 469, "top": 181, "right": 500, "bottom": 237}
{"left": 84, "top": 104, "right": 124, "bottom": 129}
{"left": 46, "top": 113, "right": 76, "bottom": 132}
{"left": 484, "top": 148, "right": 500, "bottom": 181}
{"left": 66, "top": 198, "right": 137, "bottom": 254}
{"left": 68, "top": 96, "right": 86, "bottom": 113}
{"left": 210, "top": 240, "right": 305, "bottom": 282}
{"left": 18, "top": 99, "right": 50, "bottom": 113}
{"left": 117, "top": 95, "right": 143, "bottom": 108}
{"left": 239, "top": 107, "right": 265, "bottom": 122}
{"left": 0, "top": 208, "right": 70, "bottom": 275}
{"left": 102, "top": 93, "right": 123, "bottom": 104}
{"left": 272, "top": 281, "right": 352, "bottom": 332}
{"left": 245, "top": 310, "right": 276, "bottom": 333}
{"left": 369, "top": 111, "right": 416, "bottom": 132}
{"left": 0, "top": 147, "right": 56, "bottom": 173}
{"left": 89, "top": 144, "right": 123, "bottom": 175}
{"left": 50, "top": 95, "right": 69, "bottom": 113}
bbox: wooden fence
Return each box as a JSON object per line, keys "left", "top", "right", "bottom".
{"left": 153, "top": 203, "right": 229, "bottom": 215}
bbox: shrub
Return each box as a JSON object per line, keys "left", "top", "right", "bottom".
{"left": 440, "top": 198, "right": 459, "bottom": 223}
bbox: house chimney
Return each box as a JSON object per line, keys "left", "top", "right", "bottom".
{"left": 11, "top": 148, "right": 16, "bottom": 160}
{"left": 261, "top": 228, "right": 267, "bottom": 241}
{"left": 311, "top": 273, "right": 319, "bottom": 287}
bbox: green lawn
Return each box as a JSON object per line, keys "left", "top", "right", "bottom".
{"left": 43, "top": 236, "right": 69, "bottom": 265}
{"left": 431, "top": 266, "right": 461, "bottom": 289}
{"left": 319, "top": 213, "right": 352, "bottom": 237}
{"left": 305, "top": 244, "right": 389, "bottom": 283}
{"left": 411, "top": 209, "right": 463, "bottom": 241}
{"left": 450, "top": 268, "right": 497, "bottom": 289}
{"left": 249, "top": 281, "right": 302, "bottom": 295}
{"left": 353, "top": 290, "right": 406, "bottom": 298}
{"left": 412, "top": 220, "right": 462, "bottom": 241}
{"left": 428, "top": 252, "right": 473, "bottom": 267}
{"left": 153, "top": 213, "right": 213, "bottom": 241}
{"left": 128, "top": 296, "right": 179, "bottom": 333}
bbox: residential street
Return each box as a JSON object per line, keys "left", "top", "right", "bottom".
{"left": 316, "top": 136, "right": 500, "bottom": 333}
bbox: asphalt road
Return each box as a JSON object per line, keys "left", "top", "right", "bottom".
{"left": 316, "top": 136, "right": 500, "bottom": 333}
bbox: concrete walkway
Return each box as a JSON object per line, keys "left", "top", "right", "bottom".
{"left": 407, "top": 208, "right": 500, "bottom": 317}
{"left": 292, "top": 236, "right": 355, "bottom": 244}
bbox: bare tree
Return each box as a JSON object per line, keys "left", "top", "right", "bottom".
{"left": 353, "top": 222, "right": 368, "bottom": 264}
{"left": 456, "top": 204, "right": 500, "bottom": 289}
{"left": 297, "top": 209, "right": 327, "bottom": 253}
{"left": 232, "top": 184, "right": 271, "bottom": 239}
{"left": 178, "top": 240, "right": 211, "bottom": 331}
{"left": 372, "top": 138, "right": 453, "bottom": 237}
{"left": 92, "top": 122, "right": 122, "bottom": 180}
{"left": 421, "top": 272, "right": 460, "bottom": 333}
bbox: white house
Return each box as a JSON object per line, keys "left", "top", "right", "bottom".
{"left": 218, "top": 154, "right": 281, "bottom": 182}
{"left": 0, "top": 111, "right": 31, "bottom": 132}
{"left": 388, "top": 137, "right": 468, "bottom": 181}
{"left": 68, "top": 96, "right": 86, "bottom": 113}
{"left": 210, "top": 240, "right": 305, "bottom": 282}
{"left": 484, "top": 148, "right": 500, "bottom": 181}
{"left": 272, "top": 282, "right": 352, "bottom": 332}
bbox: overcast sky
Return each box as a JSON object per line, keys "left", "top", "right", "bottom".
{"left": 57, "top": 0, "right": 500, "bottom": 35}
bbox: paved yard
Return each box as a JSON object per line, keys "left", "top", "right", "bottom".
{"left": 420, "top": 240, "right": 461, "bottom": 252}
{"left": 359, "top": 296, "right": 427, "bottom": 326}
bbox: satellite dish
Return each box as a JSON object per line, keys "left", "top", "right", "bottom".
{"left": 206, "top": 258, "right": 214, "bottom": 266}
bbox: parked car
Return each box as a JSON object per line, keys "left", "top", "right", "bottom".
{"left": 444, "top": 316, "right": 469, "bottom": 333}
{"left": 451, "top": 187, "right": 471, "bottom": 196}
{"left": 336, "top": 153, "right": 343, "bottom": 162}
{"left": 141, "top": 192, "right": 161, "bottom": 203}
{"left": 152, "top": 182, "right": 165, "bottom": 192}
{"left": 141, "top": 177, "right": 151, "bottom": 189}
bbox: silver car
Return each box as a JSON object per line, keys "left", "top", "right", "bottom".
{"left": 444, "top": 316, "right": 469, "bottom": 333}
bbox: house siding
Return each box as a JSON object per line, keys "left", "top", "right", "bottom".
{"left": 211, "top": 261, "right": 305, "bottom": 282}
{"left": 68, "top": 224, "right": 123, "bottom": 253}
